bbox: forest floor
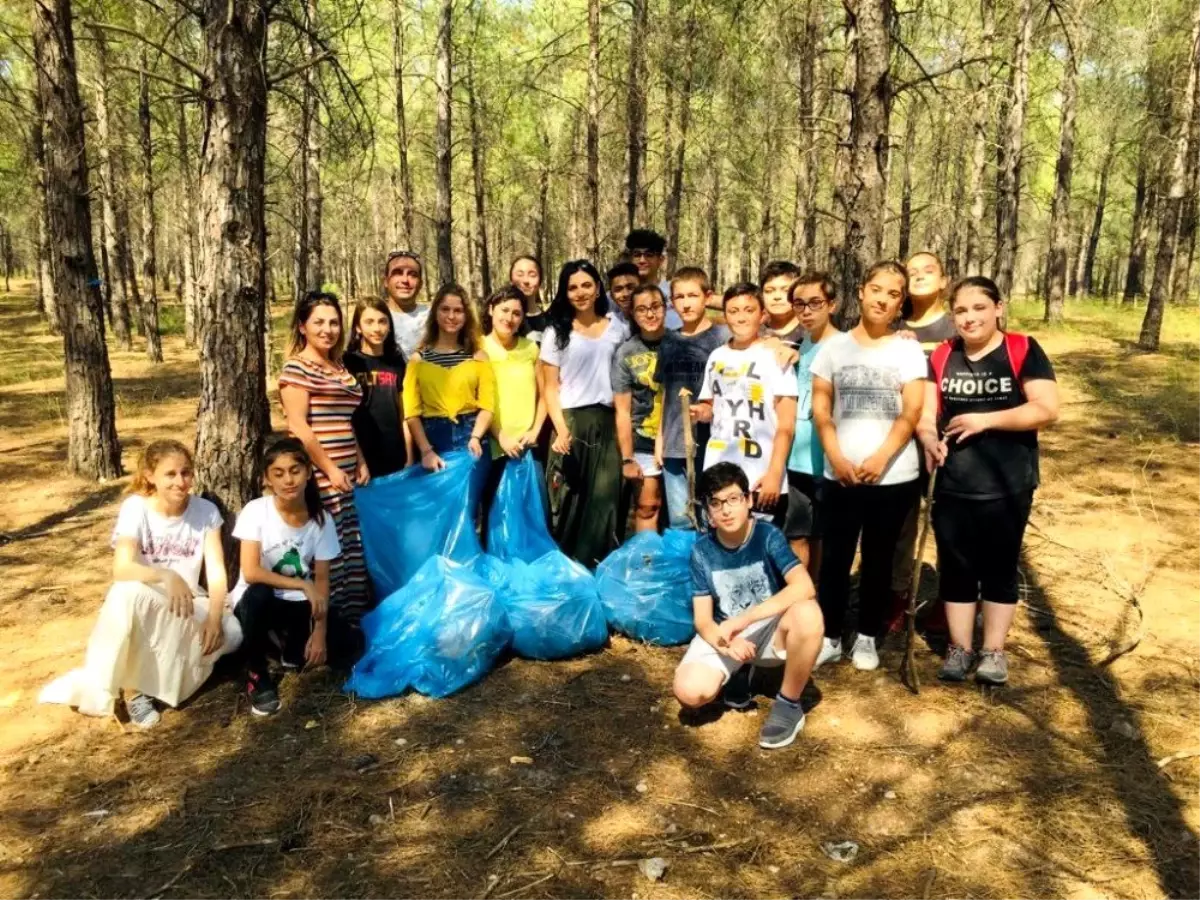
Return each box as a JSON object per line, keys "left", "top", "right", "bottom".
{"left": 0, "top": 283, "right": 1197, "bottom": 899}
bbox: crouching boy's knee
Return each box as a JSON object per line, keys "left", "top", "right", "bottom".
{"left": 784, "top": 597, "right": 824, "bottom": 640}
{"left": 672, "top": 665, "right": 722, "bottom": 709}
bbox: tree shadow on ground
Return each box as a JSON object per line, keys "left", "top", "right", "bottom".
{"left": 0, "top": 482, "right": 124, "bottom": 545}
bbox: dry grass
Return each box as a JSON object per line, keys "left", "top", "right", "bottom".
{"left": 0, "top": 284, "right": 1196, "bottom": 899}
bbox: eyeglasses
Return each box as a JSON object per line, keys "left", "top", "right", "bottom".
{"left": 705, "top": 493, "right": 747, "bottom": 512}
{"left": 629, "top": 249, "right": 662, "bottom": 260}
{"left": 791, "top": 299, "right": 829, "bottom": 312}
{"left": 633, "top": 303, "right": 665, "bottom": 316}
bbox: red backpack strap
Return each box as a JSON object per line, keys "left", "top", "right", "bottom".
{"left": 929, "top": 339, "right": 955, "bottom": 419}
{"left": 1004, "top": 332, "right": 1031, "bottom": 397}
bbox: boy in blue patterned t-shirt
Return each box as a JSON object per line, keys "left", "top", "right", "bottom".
{"left": 672, "top": 462, "right": 824, "bottom": 750}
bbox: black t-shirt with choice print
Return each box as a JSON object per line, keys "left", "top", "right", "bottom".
{"left": 930, "top": 336, "right": 1056, "bottom": 499}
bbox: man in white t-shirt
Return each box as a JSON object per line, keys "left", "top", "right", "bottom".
{"left": 382, "top": 249, "right": 428, "bottom": 360}
{"left": 696, "top": 282, "right": 798, "bottom": 519}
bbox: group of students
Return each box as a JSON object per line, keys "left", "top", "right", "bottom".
{"left": 43, "top": 228, "right": 1060, "bottom": 751}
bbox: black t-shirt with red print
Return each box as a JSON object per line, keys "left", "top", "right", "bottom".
{"left": 929, "top": 336, "right": 1055, "bottom": 499}
{"left": 345, "top": 350, "right": 407, "bottom": 477}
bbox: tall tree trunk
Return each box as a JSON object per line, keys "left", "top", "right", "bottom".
{"left": 994, "top": 0, "right": 1033, "bottom": 298}
{"left": 585, "top": 0, "right": 601, "bottom": 260}
{"left": 302, "top": 0, "right": 323, "bottom": 292}
{"left": 90, "top": 28, "right": 133, "bottom": 350}
{"left": 833, "top": 0, "right": 891, "bottom": 327}
{"left": 1171, "top": 65, "right": 1200, "bottom": 304}
{"left": 433, "top": 0, "right": 454, "bottom": 284}
{"left": 1083, "top": 139, "right": 1115, "bottom": 296}
{"left": 707, "top": 143, "right": 721, "bottom": 280}
{"left": 467, "top": 56, "right": 492, "bottom": 297}
{"left": 137, "top": 42, "right": 163, "bottom": 362}
{"left": 1044, "top": 26, "right": 1077, "bottom": 323}
{"left": 194, "top": 0, "right": 269, "bottom": 514}
{"left": 624, "top": 0, "right": 648, "bottom": 230}
{"left": 535, "top": 126, "right": 550, "bottom": 278}
{"left": 392, "top": 0, "right": 415, "bottom": 247}
{"left": 897, "top": 103, "right": 918, "bottom": 261}
{"left": 1069, "top": 224, "right": 1086, "bottom": 298}
{"left": 664, "top": 9, "right": 696, "bottom": 277}
{"left": 177, "top": 81, "right": 199, "bottom": 346}
{"left": 1140, "top": 5, "right": 1200, "bottom": 349}
{"left": 791, "top": 0, "right": 820, "bottom": 268}
{"left": 757, "top": 130, "right": 776, "bottom": 275}
{"left": 963, "top": 0, "right": 995, "bottom": 275}
{"left": 1123, "top": 150, "right": 1154, "bottom": 303}
{"left": 31, "top": 91, "right": 59, "bottom": 332}
{"left": 34, "top": 0, "right": 121, "bottom": 479}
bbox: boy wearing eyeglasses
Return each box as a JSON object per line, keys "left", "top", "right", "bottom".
{"left": 784, "top": 272, "right": 841, "bottom": 574}
{"left": 612, "top": 284, "right": 669, "bottom": 533}
{"left": 624, "top": 229, "right": 683, "bottom": 329}
{"left": 672, "top": 462, "right": 823, "bottom": 749}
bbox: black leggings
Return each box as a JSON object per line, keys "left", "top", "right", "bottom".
{"left": 234, "top": 583, "right": 313, "bottom": 678}
{"left": 817, "top": 480, "right": 920, "bottom": 640}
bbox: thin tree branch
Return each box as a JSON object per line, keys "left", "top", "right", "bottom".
{"left": 81, "top": 20, "right": 207, "bottom": 83}
{"left": 892, "top": 54, "right": 994, "bottom": 97}
{"left": 267, "top": 50, "right": 334, "bottom": 86}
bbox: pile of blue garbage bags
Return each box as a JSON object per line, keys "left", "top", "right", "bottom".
{"left": 345, "top": 451, "right": 698, "bottom": 699}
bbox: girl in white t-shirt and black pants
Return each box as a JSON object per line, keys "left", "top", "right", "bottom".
{"left": 811, "top": 260, "right": 927, "bottom": 672}
{"left": 229, "top": 439, "right": 341, "bottom": 716}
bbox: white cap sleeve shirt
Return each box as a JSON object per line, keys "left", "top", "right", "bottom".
{"left": 808, "top": 332, "right": 927, "bottom": 485}
{"left": 228, "top": 496, "right": 342, "bottom": 606}
{"left": 698, "top": 342, "right": 799, "bottom": 502}
{"left": 538, "top": 317, "right": 629, "bottom": 409}
{"left": 111, "top": 494, "right": 222, "bottom": 596}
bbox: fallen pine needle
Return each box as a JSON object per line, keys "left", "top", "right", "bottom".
{"left": 485, "top": 824, "right": 524, "bottom": 860}
{"left": 498, "top": 872, "right": 557, "bottom": 897}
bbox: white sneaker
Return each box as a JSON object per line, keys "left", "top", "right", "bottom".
{"left": 850, "top": 634, "right": 879, "bottom": 671}
{"left": 815, "top": 637, "right": 842, "bottom": 669}
{"left": 126, "top": 692, "right": 161, "bottom": 729}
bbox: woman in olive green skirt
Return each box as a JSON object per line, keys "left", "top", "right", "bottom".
{"left": 539, "top": 260, "right": 630, "bottom": 568}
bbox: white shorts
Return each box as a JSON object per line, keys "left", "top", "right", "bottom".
{"left": 634, "top": 451, "right": 662, "bottom": 477}
{"left": 677, "top": 615, "right": 785, "bottom": 684}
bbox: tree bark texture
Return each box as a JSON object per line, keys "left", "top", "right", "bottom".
{"left": 433, "top": 0, "right": 454, "bottom": 285}
{"left": 624, "top": 0, "right": 648, "bottom": 231}
{"left": 302, "top": 0, "right": 323, "bottom": 293}
{"left": 1123, "top": 149, "right": 1154, "bottom": 303}
{"left": 1044, "top": 28, "right": 1077, "bottom": 323}
{"left": 664, "top": 8, "right": 696, "bottom": 277}
{"left": 177, "top": 84, "right": 199, "bottom": 346}
{"left": 963, "top": 0, "right": 995, "bottom": 276}
{"left": 898, "top": 103, "right": 918, "bottom": 262}
{"left": 791, "top": 0, "right": 820, "bottom": 268}
{"left": 1139, "top": 3, "right": 1200, "bottom": 349}
{"left": 1082, "top": 139, "right": 1114, "bottom": 296}
{"left": 138, "top": 43, "right": 163, "bottom": 362}
{"left": 585, "top": 0, "right": 601, "bottom": 260}
{"left": 194, "top": 0, "right": 269, "bottom": 514}
{"left": 467, "top": 55, "right": 492, "bottom": 298}
{"left": 31, "top": 90, "right": 59, "bottom": 332}
{"left": 33, "top": 0, "right": 122, "bottom": 480}
{"left": 392, "top": 0, "right": 416, "bottom": 248}
{"left": 994, "top": 0, "right": 1032, "bottom": 298}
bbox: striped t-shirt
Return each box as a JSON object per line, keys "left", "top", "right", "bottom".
{"left": 420, "top": 347, "right": 472, "bottom": 369}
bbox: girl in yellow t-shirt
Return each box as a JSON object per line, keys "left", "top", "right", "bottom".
{"left": 402, "top": 284, "right": 496, "bottom": 471}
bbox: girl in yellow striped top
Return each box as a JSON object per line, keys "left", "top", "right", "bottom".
{"left": 402, "top": 284, "right": 496, "bottom": 471}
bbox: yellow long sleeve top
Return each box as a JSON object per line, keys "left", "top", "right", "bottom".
{"left": 402, "top": 347, "right": 496, "bottom": 421}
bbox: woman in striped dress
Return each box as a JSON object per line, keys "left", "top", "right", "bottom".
{"left": 279, "top": 292, "right": 370, "bottom": 628}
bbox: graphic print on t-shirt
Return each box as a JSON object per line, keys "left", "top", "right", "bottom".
{"left": 710, "top": 562, "right": 773, "bottom": 617}
{"left": 273, "top": 546, "right": 308, "bottom": 579}
{"left": 838, "top": 364, "right": 903, "bottom": 419}
{"left": 708, "top": 358, "right": 772, "bottom": 459}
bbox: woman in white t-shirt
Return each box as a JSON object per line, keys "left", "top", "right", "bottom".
{"left": 539, "top": 260, "right": 630, "bottom": 567}
{"left": 810, "top": 260, "right": 927, "bottom": 673}
{"left": 229, "top": 438, "right": 341, "bottom": 716}
{"left": 40, "top": 441, "right": 242, "bottom": 729}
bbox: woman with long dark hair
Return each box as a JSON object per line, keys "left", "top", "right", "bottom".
{"left": 918, "top": 276, "right": 1059, "bottom": 685}
{"left": 539, "top": 260, "right": 629, "bottom": 567}
{"left": 279, "top": 291, "right": 370, "bottom": 627}
{"left": 345, "top": 298, "right": 410, "bottom": 476}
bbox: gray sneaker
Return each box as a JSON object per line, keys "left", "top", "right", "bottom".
{"left": 758, "top": 696, "right": 806, "bottom": 749}
{"left": 938, "top": 644, "right": 975, "bottom": 682}
{"left": 975, "top": 650, "right": 1009, "bottom": 685}
{"left": 126, "top": 692, "right": 161, "bottom": 729}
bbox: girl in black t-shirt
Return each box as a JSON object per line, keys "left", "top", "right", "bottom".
{"left": 345, "top": 298, "right": 411, "bottom": 477}
{"left": 917, "top": 276, "right": 1059, "bottom": 687}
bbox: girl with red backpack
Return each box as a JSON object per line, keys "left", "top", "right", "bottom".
{"left": 918, "top": 276, "right": 1059, "bottom": 685}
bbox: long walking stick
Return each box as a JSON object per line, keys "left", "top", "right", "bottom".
{"left": 899, "top": 470, "right": 938, "bottom": 695}
{"left": 678, "top": 388, "right": 700, "bottom": 530}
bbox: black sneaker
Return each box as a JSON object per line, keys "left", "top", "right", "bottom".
{"left": 247, "top": 671, "right": 282, "bottom": 716}
{"left": 723, "top": 667, "right": 754, "bottom": 710}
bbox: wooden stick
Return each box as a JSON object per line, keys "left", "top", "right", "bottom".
{"left": 484, "top": 824, "right": 524, "bottom": 860}
{"left": 900, "top": 471, "right": 938, "bottom": 695}
{"left": 498, "top": 872, "right": 557, "bottom": 898}
{"left": 661, "top": 797, "right": 719, "bottom": 816}
{"left": 1156, "top": 749, "right": 1200, "bottom": 769}
{"left": 679, "top": 388, "right": 700, "bottom": 530}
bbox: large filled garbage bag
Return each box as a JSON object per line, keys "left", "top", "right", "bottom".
{"left": 355, "top": 451, "right": 487, "bottom": 598}
{"left": 485, "top": 453, "right": 557, "bottom": 563}
{"left": 495, "top": 553, "right": 608, "bottom": 660}
{"left": 345, "top": 556, "right": 512, "bottom": 699}
{"left": 478, "top": 459, "right": 607, "bottom": 659}
{"left": 594, "top": 529, "right": 697, "bottom": 645}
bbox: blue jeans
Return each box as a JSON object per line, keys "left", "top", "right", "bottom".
{"left": 662, "top": 458, "right": 695, "bottom": 530}
{"left": 422, "top": 412, "right": 479, "bottom": 454}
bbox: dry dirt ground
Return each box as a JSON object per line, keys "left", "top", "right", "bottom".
{"left": 0, "top": 285, "right": 1196, "bottom": 899}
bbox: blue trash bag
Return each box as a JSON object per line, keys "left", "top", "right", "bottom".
{"left": 345, "top": 556, "right": 512, "bottom": 699}
{"left": 497, "top": 552, "right": 609, "bottom": 660}
{"left": 485, "top": 453, "right": 557, "bottom": 563}
{"left": 354, "top": 451, "right": 488, "bottom": 598}
{"left": 594, "top": 529, "right": 698, "bottom": 645}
